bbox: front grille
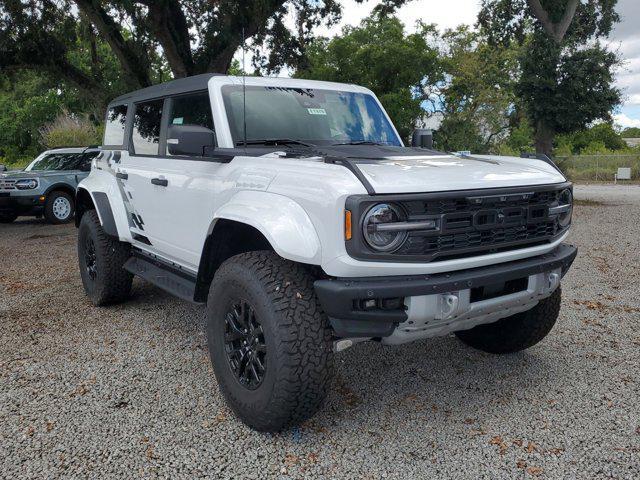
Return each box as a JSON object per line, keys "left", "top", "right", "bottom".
{"left": 396, "top": 190, "right": 561, "bottom": 259}
{"left": 345, "top": 184, "right": 571, "bottom": 262}
{"left": 0, "top": 179, "right": 16, "bottom": 190}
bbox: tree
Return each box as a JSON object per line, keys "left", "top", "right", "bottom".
{"left": 479, "top": 0, "right": 622, "bottom": 156}
{"left": 435, "top": 27, "right": 519, "bottom": 153}
{"left": 295, "top": 15, "right": 442, "bottom": 140}
{"left": 0, "top": 0, "right": 408, "bottom": 106}
{"left": 621, "top": 127, "right": 640, "bottom": 138}
{"left": 556, "top": 122, "right": 627, "bottom": 154}
{"left": 0, "top": 71, "right": 88, "bottom": 162}
{"left": 0, "top": 17, "right": 131, "bottom": 162}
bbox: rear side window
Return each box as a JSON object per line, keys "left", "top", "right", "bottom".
{"left": 131, "top": 100, "right": 163, "bottom": 155}
{"left": 104, "top": 105, "right": 128, "bottom": 146}
{"left": 169, "top": 93, "right": 214, "bottom": 130}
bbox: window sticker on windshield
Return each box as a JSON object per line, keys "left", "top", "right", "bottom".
{"left": 173, "top": 117, "right": 184, "bottom": 125}
{"left": 307, "top": 108, "right": 326, "bottom": 115}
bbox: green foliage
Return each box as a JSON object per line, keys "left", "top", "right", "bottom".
{"left": 517, "top": 33, "right": 621, "bottom": 136}
{"left": 621, "top": 127, "right": 640, "bottom": 138}
{"left": 555, "top": 154, "right": 640, "bottom": 181}
{"left": 0, "top": 72, "right": 65, "bottom": 162}
{"left": 0, "top": 16, "right": 131, "bottom": 161}
{"left": 435, "top": 27, "right": 519, "bottom": 153}
{"left": 479, "top": 0, "right": 622, "bottom": 154}
{"left": 296, "top": 15, "right": 442, "bottom": 140}
{"left": 435, "top": 116, "right": 485, "bottom": 153}
{"left": 505, "top": 120, "right": 535, "bottom": 154}
{"left": 1, "top": 1, "right": 408, "bottom": 97}
{"left": 555, "top": 122, "right": 628, "bottom": 154}
{"left": 39, "top": 111, "right": 101, "bottom": 149}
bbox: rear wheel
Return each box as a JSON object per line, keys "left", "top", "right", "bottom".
{"left": 206, "top": 251, "right": 334, "bottom": 432}
{"left": 0, "top": 213, "right": 18, "bottom": 223}
{"left": 78, "top": 210, "right": 133, "bottom": 306}
{"left": 455, "top": 287, "right": 562, "bottom": 354}
{"left": 45, "top": 191, "right": 74, "bottom": 224}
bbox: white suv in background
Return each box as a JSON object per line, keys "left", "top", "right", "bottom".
{"left": 75, "top": 74, "right": 576, "bottom": 431}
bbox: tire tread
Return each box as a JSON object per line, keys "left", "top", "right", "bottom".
{"left": 78, "top": 210, "right": 132, "bottom": 306}
{"left": 208, "top": 251, "right": 334, "bottom": 431}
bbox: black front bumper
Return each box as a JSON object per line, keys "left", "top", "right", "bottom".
{"left": 0, "top": 193, "right": 45, "bottom": 216}
{"left": 314, "top": 243, "right": 578, "bottom": 338}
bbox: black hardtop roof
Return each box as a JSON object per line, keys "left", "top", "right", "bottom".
{"left": 108, "top": 73, "right": 224, "bottom": 107}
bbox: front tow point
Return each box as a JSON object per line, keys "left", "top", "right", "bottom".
{"left": 437, "top": 293, "right": 460, "bottom": 320}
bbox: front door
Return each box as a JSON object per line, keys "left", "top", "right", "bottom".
{"left": 120, "top": 93, "right": 221, "bottom": 270}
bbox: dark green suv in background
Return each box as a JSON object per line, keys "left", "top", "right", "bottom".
{"left": 0, "top": 147, "right": 99, "bottom": 224}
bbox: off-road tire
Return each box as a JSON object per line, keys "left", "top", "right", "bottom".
{"left": 44, "top": 190, "right": 74, "bottom": 224}
{"left": 206, "top": 251, "right": 334, "bottom": 432}
{"left": 78, "top": 210, "right": 133, "bottom": 306}
{"left": 0, "top": 213, "right": 17, "bottom": 223}
{"left": 455, "top": 287, "right": 562, "bottom": 354}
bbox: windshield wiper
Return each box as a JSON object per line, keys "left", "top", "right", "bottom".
{"left": 331, "top": 140, "right": 385, "bottom": 146}
{"left": 235, "top": 138, "right": 314, "bottom": 148}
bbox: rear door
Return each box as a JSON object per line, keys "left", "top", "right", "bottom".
{"left": 121, "top": 93, "right": 221, "bottom": 269}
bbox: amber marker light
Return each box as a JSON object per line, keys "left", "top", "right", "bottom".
{"left": 345, "top": 210, "right": 352, "bottom": 240}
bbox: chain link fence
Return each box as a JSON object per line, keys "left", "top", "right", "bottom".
{"left": 554, "top": 154, "right": 640, "bottom": 182}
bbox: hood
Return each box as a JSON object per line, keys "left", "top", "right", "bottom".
{"left": 349, "top": 153, "right": 566, "bottom": 194}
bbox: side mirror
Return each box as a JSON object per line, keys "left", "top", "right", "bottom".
{"left": 0, "top": 164, "right": 6, "bottom": 172}
{"left": 167, "top": 125, "right": 216, "bottom": 156}
{"left": 411, "top": 129, "right": 433, "bottom": 149}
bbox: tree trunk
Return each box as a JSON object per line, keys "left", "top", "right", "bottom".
{"left": 534, "top": 120, "right": 554, "bottom": 157}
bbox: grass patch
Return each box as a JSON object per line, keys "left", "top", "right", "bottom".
{"left": 556, "top": 155, "right": 640, "bottom": 182}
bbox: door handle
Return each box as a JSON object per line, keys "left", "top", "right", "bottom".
{"left": 116, "top": 172, "right": 128, "bottom": 180}
{"left": 151, "top": 177, "right": 168, "bottom": 187}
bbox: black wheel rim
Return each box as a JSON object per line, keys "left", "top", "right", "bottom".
{"left": 84, "top": 236, "right": 97, "bottom": 281}
{"left": 223, "top": 300, "right": 266, "bottom": 390}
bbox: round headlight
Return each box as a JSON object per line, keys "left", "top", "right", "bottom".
{"left": 558, "top": 188, "right": 573, "bottom": 227}
{"left": 15, "top": 178, "right": 38, "bottom": 190}
{"left": 362, "top": 203, "right": 407, "bottom": 252}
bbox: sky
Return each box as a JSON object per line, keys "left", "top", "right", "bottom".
{"left": 321, "top": 0, "right": 640, "bottom": 129}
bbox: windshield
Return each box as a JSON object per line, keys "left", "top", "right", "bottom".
{"left": 26, "top": 152, "right": 85, "bottom": 171}
{"left": 221, "top": 85, "right": 401, "bottom": 147}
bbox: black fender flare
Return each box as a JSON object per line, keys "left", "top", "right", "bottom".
{"left": 75, "top": 188, "right": 118, "bottom": 237}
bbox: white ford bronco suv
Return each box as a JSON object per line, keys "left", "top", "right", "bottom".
{"left": 76, "top": 74, "right": 577, "bottom": 431}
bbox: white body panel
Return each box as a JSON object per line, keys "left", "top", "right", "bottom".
{"left": 354, "top": 154, "right": 565, "bottom": 194}
{"left": 80, "top": 75, "right": 569, "bottom": 280}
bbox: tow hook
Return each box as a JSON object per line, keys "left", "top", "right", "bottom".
{"left": 437, "top": 293, "right": 460, "bottom": 320}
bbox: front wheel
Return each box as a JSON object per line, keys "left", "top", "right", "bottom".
{"left": 455, "top": 287, "right": 562, "bottom": 354}
{"left": 206, "top": 251, "right": 334, "bottom": 432}
{"left": 45, "top": 191, "right": 74, "bottom": 224}
{"left": 78, "top": 210, "right": 133, "bottom": 306}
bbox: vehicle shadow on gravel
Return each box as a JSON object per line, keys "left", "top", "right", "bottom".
{"left": 314, "top": 339, "right": 561, "bottom": 428}
{"left": 119, "top": 280, "right": 562, "bottom": 436}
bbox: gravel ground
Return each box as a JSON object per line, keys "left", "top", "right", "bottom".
{"left": 1, "top": 184, "right": 639, "bottom": 479}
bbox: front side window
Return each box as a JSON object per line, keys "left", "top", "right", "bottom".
{"left": 221, "top": 85, "right": 401, "bottom": 147}
{"left": 169, "top": 93, "right": 214, "bottom": 130}
{"left": 104, "top": 104, "right": 128, "bottom": 146}
{"left": 26, "top": 153, "right": 84, "bottom": 171}
{"left": 167, "top": 92, "right": 215, "bottom": 156}
{"left": 131, "top": 100, "right": 163, "bottom": 155}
